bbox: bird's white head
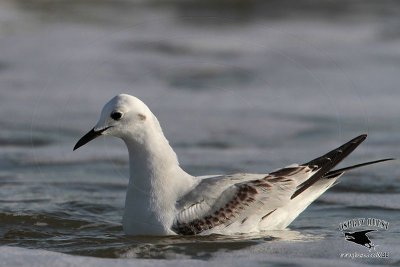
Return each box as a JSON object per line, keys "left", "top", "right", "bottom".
{"left": 73, "top": 94, "right": 154, "bottom": 150}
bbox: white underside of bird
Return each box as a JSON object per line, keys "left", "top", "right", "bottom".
{"left": 73, "top": 94, "right": 392, "bottom": 236}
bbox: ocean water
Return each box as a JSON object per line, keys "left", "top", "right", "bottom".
{"left": 1, "top": 1, "right": 400, "bottom": 266}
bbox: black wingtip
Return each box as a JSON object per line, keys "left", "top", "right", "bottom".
{"left": 324, "top": 158, "right": 396, "bottom": 178}
{"left": 346, "top": 134, "right": 367, "bottom": 148}
{"left": 292, "top": 134, "right": 369, "bottom": 199}
{"left": 354, "top": 134, "right": 367, "bottom": 142}
{"left": 303, "top": 134, "right": 368, "bottom": 168}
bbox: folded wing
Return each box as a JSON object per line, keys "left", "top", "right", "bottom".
{"left": 173, "top": 134, "right": 393, "bottom": 235}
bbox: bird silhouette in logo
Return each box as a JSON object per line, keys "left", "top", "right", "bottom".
{"left": 344, "top": 230, "right": 375, "bottom": 249}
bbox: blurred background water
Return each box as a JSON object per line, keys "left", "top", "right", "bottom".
{"left": 0, "top": 0, "right": 400, "bottom": 266}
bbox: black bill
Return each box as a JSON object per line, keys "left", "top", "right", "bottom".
{"left": 73, "top": 127, "right": 110, "bottom": 151}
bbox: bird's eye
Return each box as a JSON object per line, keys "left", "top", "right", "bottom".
{"left": 111, "top": 111, "right": 123, "bottom": 120}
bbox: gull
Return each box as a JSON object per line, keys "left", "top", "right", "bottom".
{"left": 73, "top": 94, "right": 393, "bottom": 236}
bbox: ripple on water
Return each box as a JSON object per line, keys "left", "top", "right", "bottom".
{"left": 0, "top": 208, "right": 321, "bottom": 259}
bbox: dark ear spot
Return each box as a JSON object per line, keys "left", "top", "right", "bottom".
{"left": 138, "top": 113, "right": 146, "bottom": 121}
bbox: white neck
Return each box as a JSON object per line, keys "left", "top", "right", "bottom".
{"left": 121, "top": 115, "right": 196, "bottom": 235}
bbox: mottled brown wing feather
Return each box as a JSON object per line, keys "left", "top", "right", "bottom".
{"left": 172, "top": 166, "right": 309, "bottom": 235}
